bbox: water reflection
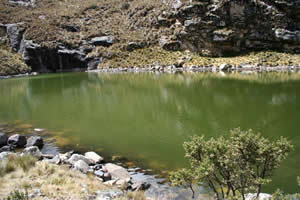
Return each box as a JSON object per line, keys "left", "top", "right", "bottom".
{"left": 0, "top": 72, "right": 299, "bottom": 193}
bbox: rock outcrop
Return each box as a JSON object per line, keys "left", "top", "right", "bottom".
{"left": 159, "top": 0, "right": 300, "bottom": 56}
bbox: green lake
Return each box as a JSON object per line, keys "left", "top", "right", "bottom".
{"left": 0, "top": 72, "right": 299, "bottom": 193}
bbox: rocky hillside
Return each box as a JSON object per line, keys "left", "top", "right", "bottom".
{"left": 0, "top": 0, "right": 299, "bottom": 73}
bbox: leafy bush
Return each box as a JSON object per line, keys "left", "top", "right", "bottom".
{"left": 170, "top": 128, "right": 293, "bottom": 200}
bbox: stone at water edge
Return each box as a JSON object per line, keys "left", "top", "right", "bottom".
{"left": 68, "top": 153, "right": 93, "bottom": 165}
{"left": 219, "top": 63, "right": 232, "bottom": 71}
{"left": 104, "top": 163, "right": 131, "bottom": 182}
{"left": 7, "top": 134, "right": 27, "bottom": 147}
{"left": 23, "top": 146, "right": 42, "bottom": 159}
{"left": 0, "top": 132, "right": 8, "bottom": 147}
{"left": 84, "top": 151, "right": 104, "bottom": 164}
{"left": 59, "top": 151, "right": 74, "bottom": 163}
{"left": 26, "top": 136, "right": 44, "bottom": 149}
{"left": 74, "top": 160, "right": 90, "bottom": 173}
{"left": 245, "top": 193, "right": 272, "bottom": 200}
{"left": 0, "top": 145, "right": 15, "bottom": 153}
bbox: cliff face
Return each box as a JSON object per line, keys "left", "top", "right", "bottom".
{"left": 159, "top": 0, "right": 300, "bottom": 56}
{"left": 0, "top": 0, "right": 300, "bottom": 72}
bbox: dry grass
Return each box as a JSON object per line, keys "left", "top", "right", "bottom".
{"left": 0, "top": 160, "right": 108, "bottom": 199}
{"left": 0, "top": 0, "right": 165, "bottom": 48}
{"left": 95, "top": 46, "right": 300, "bottom": 68}
{"left": 0, "top": 155, "right": 146, "bottom": 200}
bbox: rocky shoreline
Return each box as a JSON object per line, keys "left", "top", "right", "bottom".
{"left": 91, "top": 64, "right": 300, "bottom": 74}
{"left": 0, "top": 131, "right": 154, "bottom": 199}
{"left": 1, "top": 64, "right": 300, "bottom": 80}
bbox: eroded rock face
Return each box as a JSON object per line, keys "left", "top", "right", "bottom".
{"left": 161, "top": 0, "right": 300, "bottom": 55}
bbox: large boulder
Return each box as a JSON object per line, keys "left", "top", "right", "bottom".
{"left": 67, "top": 153, "right": 93, "bottom": 165}
{"left": 74, "top": 160, "right": 90, "bottom": 173}
{"left": 23, "top": 146, "right": 42, "bottom": 159}
{"left": 84, "top": 152, "right": 103, "bottom": 164}
{"left": 104, "top": 163, "right": 131, "bottom": 182}
{"left": 26, "top": 136, "right": 44, "bottom": 149}
{"left": 7, "top": 134, "right": 26, "bottom": 147}
{"left": 0, "top": 132, "right": 8, "bottom": 147}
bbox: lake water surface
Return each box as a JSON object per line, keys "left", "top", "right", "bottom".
{"left": 0, "top": 72, "right": 299, "bottom": 193}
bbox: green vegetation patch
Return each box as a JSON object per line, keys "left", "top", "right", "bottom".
{"left": 0, "top": 45, "right": 31, "bottom": 76}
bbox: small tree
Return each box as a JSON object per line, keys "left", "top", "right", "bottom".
{"left": 170, "top": 128, "right": 293, "bottom": 200}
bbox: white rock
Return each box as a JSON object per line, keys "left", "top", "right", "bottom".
{"left": 245, "top": 193, "right": 272, "bottom": 200}
{"left": 84, "top": 152, "right": 103, "bottom": 164}
{"left": 74, "top": 160, "right": 90, "bottom": 173}
{"left": 103, "top": 180, "right": 117, "bottom": 186}
{"left": 104, "top": 163, "right": 131, "bottom": 182}
{"left": 68, "top": 154, "right": 93, "bottom": 165}
{"left": 23, "top": 146, "right": 42, "bottom": 159}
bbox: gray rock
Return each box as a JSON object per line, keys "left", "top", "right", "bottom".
{"left": 275, "top": 29, "right": 300, "bottom": 43}
{"left": 219, "top": 63, "right": 232, "bottom": 71}
{"left": 6, "top": 24, "right": 23, "bottom": 52}
{"left": 45, "top": 155, "right": 60, "bottom": 164}
{"left": 0, "top": 132, "right": 8, "bottom": 147}
{"left": 87, "top": 58, "right": 102, "bottom": 70}
{"left": 104, "top": 163, "right": 131, "bottom": 182}
{"left": 59, "top": 151, "right": 73, "bottom": 163}
{"left": 96, "top": 189, "right": 123, "bottom": 200}
{"left": 23, "top": 146, "right": 42, "bottom": 159}
{"left": 0, "top": 145, "right": 14, "bottom": 153}
{"left": 8, "top": 0, "right": 35, "bottom": 7}
{"left": 94, "top": 169, "right": 104, "bottom": 177}
{"left": 84, "top": 151, "right": 103, "bottom": 164}
{"left": 7, "top": 134, "right": 26, "bottom": 147}
{"left": 131, "top": 181, "right": 151, "bottom": 191}
{"left": 26, "top": 136, "right": 44, "bottom": 149}
{"left": 68, "top": 153, "right": 93, "bottom": 165}
{"left": 90, "top": 36, "right": 114, "bottom": 47}
{"left": 74, "top": 160, "right": 90, "bottom": 173}
{"left": 126, "top": 42, "right": 145, "bottom": 51}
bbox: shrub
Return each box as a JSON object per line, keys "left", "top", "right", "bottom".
{"left": 4, "top": 190, "right": 28, "bottom": 200}
{"left": 170, "top": 128, "right": 293, "bottom": 200}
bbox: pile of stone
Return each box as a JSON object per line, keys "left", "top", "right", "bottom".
{"left": 0, "top": 132, "right": 150, "bottom": 192}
